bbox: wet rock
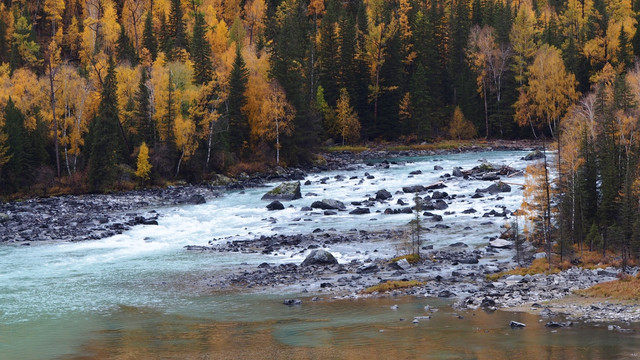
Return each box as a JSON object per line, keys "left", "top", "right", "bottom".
{"left": 266, "top": 201, "right": 285, "bottom": 211}
{"left": 409, "top": 170, "right": 422, "bottom": 175}
{"left": 403, "top": 185, "right": 425, "bottom": 193}
{"left": 324, "top": 210, "right": 337, "bottom": 216}
{"left": 262, "top": 181, "right": 302, "bottom": 201}
{"left": 462, "top": 208, "right": 477, "bottom": 214}
{"left": 311, "top": 199, "right": 346, "bottom": 210}
{"left": 376, "top": 189, "right": 393, "bottom": 201}
{"left": 180, "top": 194, "right": 206, "bottom": 205}
{"left": 350, "top": 207, "right": 370, "bottom": 215}
{"left": 184, "top": 245, "right": 210, "bottom": 251}
{"left": 438, "top": 290, "right": 456, "bottom": 298}
{"left": 523, "top": 149, "right": 544, "bottom": 161}
{"left": 476, "top": 182, "right": 512, "bottom": 194}
{"left": 301, "top": 249, "right": 338, "bottom": 266}
{"left": 258, "top": 262, "right": 271, "bottom": 269}
{"left": 283, "top": 299, "right": 302, "bottom": 306}
{"left": 433, "top": 199, "right": 448, "bottom": 210}
{"left": 434, "top": 165, "right": 443, "bottom": 170}
{"left": 452, "top": 167, "right": 464, "bottom": 177}
{"left": 546, "top": 321, "right": 572, "bottom": 328}
{"left": 510, "top": 321, "right": 526, "bottom": 328}
{"left": 357, "top": 263, "right": 379, "bottom": 274}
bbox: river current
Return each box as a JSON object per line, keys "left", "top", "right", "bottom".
{"left": 2, "top": 150, "right": 639, "bottom": 359}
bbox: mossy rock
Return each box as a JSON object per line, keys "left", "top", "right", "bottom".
{"left": 262, "top": 181, "right": 302, "bottom": 201}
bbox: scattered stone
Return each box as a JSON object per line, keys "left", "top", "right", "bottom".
{"left": 283, "top": 299, "right": 302, "bottom": 306}
{"left": 489, "top": 239, "right": 512, "bottom": 248}
{"left": 266, "top": 201, "right": 285, "bottom": 211}
{"left": 350, "top": 207, "right": 371, "bottom": 215}
{"left": 510, "top": 321, "right": 526, "bottom": 328}
{"left": 311, "top": 199, "right": 346, "bottom": 210}
{"left": 376, "top": 189, "right": 393, "bottom": 200}
{"left": 545, "top": 321, "right": 572, "bottom": 328}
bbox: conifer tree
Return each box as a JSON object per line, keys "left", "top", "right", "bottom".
{"left": 134, "top": 66, "right": 154, "bottom": 145}
{"left": 227, "top": 48, "right": 249, "bottom": 156}
{"left": 2, "top": 99, "right": 27, "bottom": 190}
{"left": 168, "top": 0, "right": 187, "bottom": 56}
{"left": 116, "top": 25, "right": 138, "bottom": 65}
{"left": 88, "top": 58, "right": 122, "bottom": 192}
{"left": 142, "top": 10, "right": 158, "bottom": 61}
{"left": 190, "top": 12, "right": 213, "bottom": 85}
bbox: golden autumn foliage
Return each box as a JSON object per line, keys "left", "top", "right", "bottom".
{"left": 334, "top": 88, "right": 361, "bottom": 146}
{"left": 448, "top": 106, "right": 476, "bottom": 140}
{"left": 135, "top": 142, "right": 152, "bottom": 181}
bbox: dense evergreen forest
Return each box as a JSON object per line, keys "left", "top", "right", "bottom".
{"left": 3, "top": 0, "right": 640, "bottom": 259}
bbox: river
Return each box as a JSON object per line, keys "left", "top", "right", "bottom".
{"left": 2, "top": 150, "right": 639, "bottom": 359}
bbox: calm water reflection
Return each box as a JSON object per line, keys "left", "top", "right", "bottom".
{"left": 63, "top": 296, "right": 640, "bottom": 360}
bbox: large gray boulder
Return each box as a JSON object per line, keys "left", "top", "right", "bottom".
{"left": 476, "top": 182, "right": 512, "bottom": 194}
{"left": 311, "top": 199, "right": 346, "bottom": 210}
{"left": 523, "top": 149, "right": 544, "bottom": 161}
{"left": 262, "top": 181, "right": 302, "bottom": 201}
{"left": 301, "top": 249, "right": 338, "bottom": 266}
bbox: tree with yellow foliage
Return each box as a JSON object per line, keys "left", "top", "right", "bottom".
{"left": 448, "top": 106, "right": 476, "bottom": 140}
{"left": 135, "top": 141, "right": 152, "bottom": 183}
{"left": 334, "top": 88, "right": 360, "bottom": 146}
{"left": 257, "top": 81, "right": 295, "bottom": 165}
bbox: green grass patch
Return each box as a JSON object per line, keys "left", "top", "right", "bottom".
{"left": 362, "top": 280, "right": 424, "bottom": 294}
{"left": 390, "top": 254, "right": 421, "bottom": 264}
{"left": 325, "top": 145, "right": 370, "bottom": 153}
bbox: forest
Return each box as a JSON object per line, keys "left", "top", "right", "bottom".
{"left": 2, "top": 0, "right": 640, "bottom": 259}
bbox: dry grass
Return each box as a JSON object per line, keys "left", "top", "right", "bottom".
{"left": 325, "top": 145, "right": 370, "bottom": 153}
{"left": 486, "top": 257, "right": 560, "bottom": 281}
{"left": 576, "top": 273, "right": 640, "bottom": 300}
{"left": 362, "top": 280, "right": 424, "bottom": 294}
{"left": 390, "top": 254, "right": 421, "bottom": 264}
{"left": 227, "top": 161, "right": 268, "bottom": 176}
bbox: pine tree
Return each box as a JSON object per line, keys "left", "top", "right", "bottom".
{"left": 88, "top": 58, "right": 122, "bottom": 192}
{"left": 159, "top": 12, "right": 172, "bottom": 57}
{"left": 227, "top": 48, "right": 249, "bottom": 156}
{"left": 142, "top": 10, "right": 158, "bottom": 61}
{"left": 134, "top": 66, "right": 154, "bottom": 145}
{"left": 1, "top": 99, "right": 27, "bottom": 190}
{"left": 116, "top": 25, "right": 138, "bottom": 65}
{"left": 190, "top": 12, "right": 213, "bottom": 85}
{"left": 618, "top": 26, "right": 633, "bottom": 70}
{"left": 168, "top": 0, "right": 187, "bottom": 57}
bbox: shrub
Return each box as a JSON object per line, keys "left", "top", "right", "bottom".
{"left": 362, "top": 280, "right": 424, "bottom": 294}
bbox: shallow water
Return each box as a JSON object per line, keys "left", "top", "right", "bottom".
{"left": 2, "top": 151, "right": 639, "bottom": 359}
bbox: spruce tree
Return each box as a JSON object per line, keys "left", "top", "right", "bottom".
{"left": 190, "top": 12, "right": 213, "bottom": 85}
{"left": 227, "top": 48, "right": 249, "bottom": 156}
{"left": 134, "top": 66, "right": 154, "bottom": 145}
{"left": 88, "top": 58, "right": 122, "bottom": 192}
{"left": 2, "top": 99, "right": 27, "bottom": 190}
{"left": 116, "top": 25, "right": 138, "bottom": 65}
{"left": 142, "top": 10, "right": 158, "bottom": 60}
{"left": 168, "top": 0, "right": 187, "bottom": 57}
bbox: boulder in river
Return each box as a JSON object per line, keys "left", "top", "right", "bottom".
{"left": 311, "top": 199, "right": 346, "bottom": 210}
{"left": 266, "top": 201, "right": 285, "bottom": 210}
{"left": 350, "top": 207, "right": 370, "bottom": 215}
{"left": 510, "top": 321, "right": 526, "bottom": 328}
{"left": 261, "top": 181, "right": 302, "bottom": 201}
{"left": 301, "top": 249, "right": 338, "bottom": 266}
{"left": 452, "top": 167, "right": 464, "bottom": 177}
{"left": 523, "top": 149, "right": 544, "bottom": 161}
{"left": 283, "top": 299, "right": 302, "bottom": 306}
{"left": 476, "top": 182, "right": 512, "bottom": 194}
{"left": 403, "top": 185, "right": 425, "bottom": 193}
{"left": 376, "top": 189, "right": 393, "bottom": 200}
{"left": 179, "top": 194, "right": 206, "bottom": 205}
